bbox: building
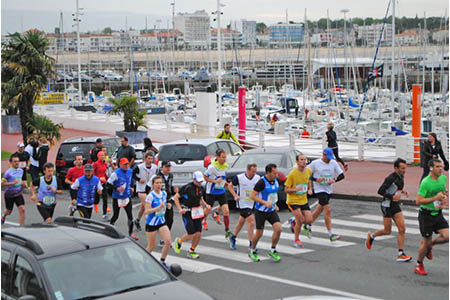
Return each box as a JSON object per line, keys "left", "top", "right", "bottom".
{"left": 174, "top": 10, "right": 210, "bottom": 48}
{"left": 432, "top": 29, "right": 449, "bottom": 43}
{"left": 269, "top": 23, "right": 304, "bottom": 46}
{"left": 256, "top": 29, "right": 270, "bottom": 47}
{"left": 231, "top": 19, "right": 257, "bottom": 46}
{"left": 395, "top": 29, "right": 429, "bottom": 46}
{"left": 356, "top": 24, "right": 393, "bottom": 46}
{"left": 210, "top": 28, "right": 242, "bottom": 49}
{"left": 139, "top": 30, "right": 182, "bottom": 50}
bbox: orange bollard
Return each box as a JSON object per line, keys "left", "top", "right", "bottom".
{"left": 412, "top": 84, "right": 421, "bottom": 163}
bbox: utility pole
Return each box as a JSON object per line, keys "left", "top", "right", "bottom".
{"left": 391, "top": 0, "right": 396, "bottom": 122}
{"left": 213, "top": 0, "right": 225, "bottom": 126}
{"left": 171, "top": 1, "right": 176, "bottom": 75}
{"left": 74, "top": 0, "right": 83, "bottom": 105}
{"left": 341, "top": 9, "right": 349, "bottom": 90}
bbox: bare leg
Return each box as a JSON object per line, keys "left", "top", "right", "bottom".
{"left": 146, "top": 231, "right": 157, "bottom": 253}
{"left": 233, "top": 216, "right": 246, "bottom": 237}
{"left": 137, "top": 193, "right": 146, "bottom": 221}
{"left": 18, "top": 205, "right": 25, "bottom": 226}
{"left": 432, "top": 228, "right": 449, "bottom": 246}
{"left": 252, "top": 229, "right": 264, "bottom": 250}
{"left": 311, "top": 205, "right": 323, "bottom": 223}
{"left": 292, "top": 209, "right": 305, "bottom": 241}
{"left": 158, "top": 225, "right": 172, "bottom": 260}
{"left": 246, "top": 215, "right": 255, "bottom": 242}
{"left": 323, "top": 204, "right": 332, "bottom": 231}
{"left": 392, "top": 212, "right": 406, "bottom": 250}
{"left": 272, "top": 222, "right": 282, "bottom": 248}
{"left": 191, "top": 232, "right": 202, "bottom": 248}
{"left": 372, "top": 217, "right": 392, "bottom": 237}
{"left": 417, "top": 237, "right": 432, "bottom": 262}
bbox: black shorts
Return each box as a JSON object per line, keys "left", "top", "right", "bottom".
{"left": 37, "top": 204, "right": 56, "bottom": 221}
{"left": 239, "top": 208, "right": 253, "bottom": 219}
{"left": 70, "top": 189, "right": 78, "bottom": 200}
{"left": 255, "top": 210, "right": 280, "bottom": 230}
{"left": 182, "top": 212, "right": 202, "bottom": 235}
{"left": 77, "top": 206, "right": 93, "bottom": 219}
{"left": 206, "top": 194, "right": 228, "bottom": 207}
{"left": 418, "top": 210, "right": 449, "bottom": 238}
{"left": 4, "top": 195, "right": 25, "bottom": 211}
{"left": 380, "top": 202, "right": 402, "bottom": 218}
{"left": 288, "top": 203, "right": 310, "bottom": 212}
{"left": 145, "top": 223, "right": 167, "bottom": 232}
{"left": 316, "top": 192, "right": 331, "bottom": 206}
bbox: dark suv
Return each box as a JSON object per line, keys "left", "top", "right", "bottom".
{"left": 1, "top": 217, "right": 213, "bottom": 300}
{"left": 55, "top": 136, "right": 120, "bottom": 188}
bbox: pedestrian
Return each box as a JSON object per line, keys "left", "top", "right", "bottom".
{"left": 143, "top": 137, "right": 159, "bottom": 155}
{"left": 93, "top": 151, "right": 111, "bottom": 220}
{"left": 144, "top": 176, "right": 171, "bottom": 270}
{"left": 30, "top": 162, "right": 63, "bottom": 223}
{"left": 65, "top": 154, "right": 85, "bottom": 216}
{"left": 133, "top": 151, "right": 158, "bottom": 231}
{"left": 420, "top": 133, "right": 449, "bottom": 181}
{"left": 249, "top": 163, "right": 282, "bottom": 262}
{"left": 25, "top": 137, "right": 40, "bottom": 182}
{"left": 173, "top": 171, "right": 211, "bottom": 259}
{"left": 366, "top": 158, "right": 412, "bottom": 262}
{"left": 227, "top": 163, "right": 260, "bottom": 250}
{"left": 90, "top": 138, "right": 104, "bottom": 162}
{"left": 414, "top": 159, "right": 449, "bottom": 276}
{"left": 203, "top": 149, "right": 231, "bottom": 236}
{"left": 116, "top": 136, "right": 136, "bottom": 166}
{"left": 306, "top": 148, "right": 345, "bottom": 242}
{"left": 286, "top": 154, "right": 313, "bottom": 248}
{"left": 70, "top": 164, "right": 103, "bottom": 219}
{"left": 37, "top": 137, "right": 50, "bottom": 175}
{"left": 325, "top": 123, "right": 348, "bottom": 171}
{"left": 1, "top": 155, "right": 27, "bottom": 226}
{"left": 216, "top": 123, "right": 240, "bottom": 145}
{"left": 107, "top": 157, "right": 138, "bottom": 240}
{"left": 157, "top": 161, "right": 178, "bottom": 246}
{"left": 13, "top": 142, "right": 30, "bottom": 182}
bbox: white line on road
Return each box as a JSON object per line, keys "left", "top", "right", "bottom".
{"left": 258, "top": 230, "right": 355, "bottom": 248}
{"left": 181, "top": 241, "right": 269, "bottom": 262}
{"left": 318, "top": 218, "right": 421, "bottom": 235}
{"left": 353, "top": 214, "right": 426, "bottom": 226}
{"left": 4, "top": 221, "right": 20, "bottom": 226}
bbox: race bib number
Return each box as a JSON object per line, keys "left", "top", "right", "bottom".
{"left": 244, "top": 190, "right": 253, "bottom": 202}
{"left": 433, "top": 200, "right": 442, "bottom": 209}
{"left": 18, "top": 162, "right": 26, "bottom": 168}
{"left": 156, "top": 206, "right": 166, "bottom": 217}
{"left": 118, "top": 198, "right": 130, "bottom": 208}
{"left": 215, "top": 177, "right": 225, "bottom": 189}
{"left": 14, "top": 177, "right": 22, "bottom": 187}
{"left": 319, "top": 175, "right": 333, "bottom": 186}
{"left": 268, "top": 193, "right": 278, "bottom": 205}
{"left": 296, "top": 183, "right": 308, "bottom": 195}
{"left": 43, "top": 196, "right": 56, "bottom": 206}
{"left": 381, "top": 199, "right": 390, "bottom": 208}
{"left": 191, "top": 206, "right": 204, "bottom": 219}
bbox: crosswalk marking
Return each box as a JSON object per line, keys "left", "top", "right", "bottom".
{"left": 402, "top": 209, "right": 449, "bottom": 218}
{"left": 204, "top": 234, "right": 315, "bottom": 254}
{"left": 317, "top": 218, "right": 421, "bottom": 235}
{"left": 353, "top": 214, "right": 421, "bottom": 226}
{"left": 257, "top": 230, "right": 355, "bottom": 247}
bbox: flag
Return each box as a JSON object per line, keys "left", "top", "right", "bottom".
{"left": 367, "top": 64, "right": 384, "bottom": 82}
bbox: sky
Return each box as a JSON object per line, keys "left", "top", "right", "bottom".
{"left": 1, "top": 0, "right": 448, "bottom": 34}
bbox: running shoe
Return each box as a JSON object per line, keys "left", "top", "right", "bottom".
{"left": 293, "top": 239, "right": 304, "bottom": 248}
{"left": 225, "top": 230, "right": 232, "bottom": 239}
{"left": 248, "top": 251, "right": 260, "bottom": 262}
{"left": 1, "top": 215, "right": 5, "bottom": 225}
{"left": 268, "top": 250, "right": 281, "bottom": 262}
{"left": 134, "top": 219, "right": 142, "bottom": 231}
{"left": 397, "top": 254, "right": 412, "bottom": 262}
{"left": 426, "top": 247, "right": 433, "bottom": 260}
{"left": 289, "top": 217, "right": 295, "bottom": 233}
{"left": 187, "top": 251, "right": 200, "bottom": 259}
{"left": 414, "top": 263, "right": 427, "bottom": 276}
{"left": 159, "top": 240, "right": 165, "bottom": 248}
{"left": 344, "top": 164, "right": 349, "bottom": 172}
{"left": 129, "top": 233, "right": 139, "bottom": 241}
{"left": 161, "top": 261, "right": 170, "bottom": 272}
{"left": 229, "top": 235, "right": 237, "bottom": 250}
{"left": 303, "top": 224, "right": 312, "bottom": 239}
{"left": 202, "top": 219, "right": 208, "bottom": 231}
{"left": 366, "top": 232, "right": 374, "bottom": 250}
{"left": 329, "top": 234, "right": 341, "bottom": 242}
{"left": 174, "top": 238, "right": 182, "bottom": 254}
{"left": 248, "top": 240, "right": 252, "bottom": 250}
{"left": 213, "top": 211, "right": 222, "bottom": 224}
{"left": 102, "top": 215, "right": 110, "bottom": 222}
{"left": 94, "top": 204, "right": 99, "bottom": 213}
{"left": 69, "top": 205, "right": 77, "bottom": 216}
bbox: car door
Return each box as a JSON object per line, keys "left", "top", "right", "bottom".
{"left": 216, "top": 141, "right": 232, "bottom": 156}
{"left": 10, "top": 252, "right": 48, "bottom": 300}
{"left": 1, "top": 247, "right": 13, "bottom": 297}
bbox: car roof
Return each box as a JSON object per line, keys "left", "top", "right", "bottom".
{"left": 241, "top": 147, "right": 293, "bottom": 154}
{"left": 2, "top": 223, "right": 128, "bottom": 259}
{"left": 161, "top": 138, "right": 228, "bottom": 146}
{"left": 62, "top": 136, "right": 118, "bottom": 144}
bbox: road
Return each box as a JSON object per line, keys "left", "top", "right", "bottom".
{"left": 2, "top": 194, "right": 449, "bottom": 300}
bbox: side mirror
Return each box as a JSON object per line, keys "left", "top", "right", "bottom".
{"left": 169, "top": 264, "right": 182, "bottom": 277}
{"left": 19, "top": 296, "right": 36, "bottom": 300}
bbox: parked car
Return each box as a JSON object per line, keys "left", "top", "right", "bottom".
{"left": 150, "top": 73, "right": 168, "bottom": 80}
{"left": 56, "top": 74, "right": 73, "bottom": 82}
{"left": 104, "top": 73, "right": 123, "bottom": 81}
{"left": 55, "top": 136, "right": 121, "bottom": 188}
{"left": 155, "top": 139, "right": 243, "bottom": 187}
{"left": 79, "top": 73, "right": 93, "bottom": 82}
{"left": 111, "top": 143, "right": 161, "bottom": 169}
{"left": 225, "top": 147, "right": 302, "bottom": 209}
{"left": 1, "top": 217, "right": 213, "bottom": 300}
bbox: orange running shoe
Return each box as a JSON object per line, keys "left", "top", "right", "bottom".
{"left": 106, "top": 206, "right": 112, "bottom": 213}
{"left": 130, "top": 233, "right": 139, "bottom": 241}
{"left": 202, "top": 219, "right": 208, "bottom": 231}
{"left": 414, "top": 263, "right": 427, "bottom": 276}
{"left": 94, "top": 204, "right": 99, "bottom": 213}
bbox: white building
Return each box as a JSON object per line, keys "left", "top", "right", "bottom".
{"left": 210, "top": 28, "right": 242, "bottom": 49}
{"left": 174, "top": 10, "right": 210, "bottom": 48}
{"left": 432, "top": 29, "right": 449, "bottom": 43}
{"left": 231, "top": 19, "right": 257, "bottom": 46}
{"left": 395, "top": 31, "right": 420, "bottom": 46}
{"left": 356, "top": 24, "right": 393, "bottom": 46}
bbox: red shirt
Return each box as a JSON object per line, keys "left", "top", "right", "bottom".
{"left": 93, "top": 160, "right": 108, "bottom": 183}
{"left": 66, "top": 166, "right": 85, "bottom": 183}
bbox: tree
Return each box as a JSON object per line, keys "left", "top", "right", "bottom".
{"left": 103, "top": 27, "right": 113, "bottom": 34}
{"left": 26, "top": 114, "right": 63, "bottom": 146}
{"left": 107, "top": 96, "right": 147, "bottom": 132}
{"left": 256, "top": 22, "right": 267, "bottom": 34}
{"left": 1, "top": 30, "right": 55, "bottom": 143}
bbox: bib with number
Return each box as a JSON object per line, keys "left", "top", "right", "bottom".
{"left": 296, "top": 183, "right": 308, "bottom": 195}
{"left": 43, "top": 196, "right": 56, "bottom": 206}
{"left": 191, "top": 206, "right": 204, "bottom": 219}
{"left": 319, "top": 175, "right": 333, "bottom": 186}
{"left": 268, "top": 193, "right": 278, "bottom": 204}
{"left": 215, "top": 177, "right": 225, "bottom": 189}
{"left": 433, "top": 200, "right": 442, "bottom": 209}
{"left": 244, "top": 190, "right": 253, "bottom": 202}
{"left": 18, "top": 162, "right": 26, "bottom": 168}
{"left": 118, "top": 197, "right": 130, "bottom": 208}
{"left": 14, "top": 177, "right": 22, "bottom": 187}
{"left": 156, "top": 206, "right": 166, "bottom": 217}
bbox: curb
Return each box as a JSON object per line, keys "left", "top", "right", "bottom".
{"left": 332, "top": 193, "right": 417, "bottom": 207}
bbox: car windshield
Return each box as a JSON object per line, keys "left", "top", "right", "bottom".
{"left": 232, "top": 153, "right": 284, "bottom": 169}
{"left": 158, "top": 144, "right": 206, "bottom": 161}
{"left": 42, "top": 242, "right": 170, "bottom": 300}
{"left": 58, "top": 143, "right": 93, "bottom": 160}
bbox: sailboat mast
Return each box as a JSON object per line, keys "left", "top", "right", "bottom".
{"left": 390, "top": 0, "right": 395, "bottom": 122}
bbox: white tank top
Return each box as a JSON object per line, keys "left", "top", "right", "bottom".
{"left": 236, "top": 173, "right": 260, "bottom": 209}
{"left": 135, "top": 163, "right": 158, "bottom": 193}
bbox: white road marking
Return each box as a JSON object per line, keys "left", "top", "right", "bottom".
{"left": 181, "top": 241, "right": 269, "bottom": 262}
{"left": 4, "top": 221, "right": 20, "bottom": 226}
{"left": 353, "top": 214, "right": 424, "bottom": 226}
{"left": 317, "top": 218, "right": 421, "bottom": 235}
{"left": 258, "top": 230, "right": 355, "bottom": 247}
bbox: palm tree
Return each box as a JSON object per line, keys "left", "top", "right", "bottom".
{"left": 107, "top": 96, "right": 147, "bottom": 132}
{"left": 1, "top": 30, "right": 55, "bottom": 143}
{"left": 26, "top": 114, "right": 63, "bottom": 146}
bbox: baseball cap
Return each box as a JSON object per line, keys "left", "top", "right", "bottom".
{"left": 161, "top": 161, "right": 171, "bottom": 167}
{"left": 119, "top": 157, "right": 130, "bottom": 165}
{"left": 323, "top": 148, "right": 335, "bottom": 160}
{"left": 96, "top": 138, "right": 102, "bottom": 143}
{"left": 17, "top": 142, "right": 25, "bottom": 147}
{"left": 84, "top": 164, "right": 94, "bottom": 171}
{"left": 192, "top": 171, "right": 205, "bottom": 183}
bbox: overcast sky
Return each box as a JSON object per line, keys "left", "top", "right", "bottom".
{"left": 1, "top": 0, "right": 448, "bottom": 34}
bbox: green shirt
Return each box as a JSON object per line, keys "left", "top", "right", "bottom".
{"left": 418, "top": 175, "right": 448, "bottom": 212}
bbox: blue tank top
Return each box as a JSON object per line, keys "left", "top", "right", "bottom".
{"left": 37, "top": 176, "right": 58, "bottom": 206}
{"left": 76, "top": 176, "right": 100, "bottom": 207}
{"left": 111, "top": 168, "right": 133, "bottom": 199}
{"left": 254, "top": 176, "right": 279, "bottom": 213}
{"left": 145, "top": 191, "right": 167, "bottom": 226}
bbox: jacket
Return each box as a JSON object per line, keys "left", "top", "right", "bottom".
{"left": 421, "top": 141, "right": 449, "bottom": 170}
{"left": 216, "top": 130, "right": 240, "bottom": 145}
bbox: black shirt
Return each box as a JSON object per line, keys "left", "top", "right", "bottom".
{"left": 178, "top": 182, "right": 205, "bottom": 208}
{"left": 326, "top": 129, "right": 338, "bottom": 148}
{"left": 253, "top": 176, "right": 275, "bottom": 192}
{"left": 116, "top": 145, "right": 136, "bottom": 162}
{"left": 377, "top": 172, "right": 404, "bottom": 201}
{"left": 157, "top": 170, "right": 175, "bottom": 202}
{"left": 13, "top": 151, "right": 30, "bottom": 164}
{"left": 91, "top": 146, "right": 103, "bottom": 162}
{"left": 32, "top": 176, "right": 61, "bottom": 190}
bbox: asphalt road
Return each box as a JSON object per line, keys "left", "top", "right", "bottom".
{"left": 2, "top": 193, "right": 449, "bottom": 300}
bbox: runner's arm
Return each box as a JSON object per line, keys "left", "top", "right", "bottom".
{"left": 97, "top": 180, "right": 103, "bottom": 195}
{"left": 334, "top": 173, "right": 345, "bottom": 182}
{"left": 65, "top": 170, "right": 73, "bottom": 185}
{"left": 70, "top": 179, "right": 80, "bottom": 190}
{"left": 230, "top": 132, "right": 240, "bottom": 145}
{"left": 377, "top": 175, "right": 395, "bottom": 200}
{"left": 250, "top": 190, "right": 271, "bottom": 207}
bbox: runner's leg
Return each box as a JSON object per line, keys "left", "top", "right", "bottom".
{"left": 311, "top": 204, "right": 323, "bottom": 223}
{"left": 124, "top": 201, "right": 134, "bottom": 236}
{"left": 323, "top": 204, "right": 332, "bottom": 231}
{"left": 146, "top": 231, "right": 157, "bottom": 252}
{"left": 272, "top": 222, "right": 282, "bottom": 248}
{"left": 110, "top": 198, "right": 120, "bottom": 225}
{"left": 233, "top": 216, "right": 246, "bottom": 237}
{"left": 158, "top": 225, "right": 172, "bottom": 260}
{"left": 432, "top": 228, "right": 449, "bottom": 245}
{"left": 417, "top": 237, "right": 432, "bottom": 262}
{"left": 373, "top": 217, "right": 393, "bottom": 238}
{"left": 252, "top": 229, "right": 264, "bottom": 250}
{"left": 292, "top": 208, "right": 305, "bottom": 241}
{"left": 392, "top": 212, "right": 406, "bottom": 250}
{"left": 221, "top": 203, "right": 230, "bottom": 232}
{"left": 191, "top": 231, "right": 202, "bottom": 248}
{"left": 247, "top": 215, "right": 255, "bottom": 243}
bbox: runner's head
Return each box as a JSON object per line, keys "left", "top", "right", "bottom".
{"left": 322, "top": 148, "right": 334, "bottom": 163}
{"left": 74, "top": 154, "right": 83, "bottom": 167}
{"left": 97, "top": 151, "right": 105, "bottom": 162}
{"left": 224, "top": 123, "right": 230, "bottom": 133}
{"left": 216, "top": 148, "right": 227, "bottom": 165}
{"left": 101, "top": 147, "right": 108, "bottom": 155}
{"left": 246, "top": 163, "right": 257, "bottom": 177}
{"left": 161, "top": 161, "right": 171, "bottom": 175}
{"left": 265, "top": 163, "right": 278, "bottom": 181}
{"left": 121, "top": 136, "right": 129, "bottom": 147}
{"left": 144, "top": 151, "right": 154, "bottom": 165}
{"left": 192, "top": 171, "right": 205, "bottom": 187}
{"left": 152, "top": 175, "right": 163, "bottom": 192}
{"left": 96, "top": 138, "right": 103, "bottom": 148}
{"left": 296, "top": 154, "right": 307, "bottom": 169}
{"left": 17, "top": 142, "right": 25, "bottom": 153}
{"left": 393, "top": 158, "right": 407, "bottom": 176}
{"left": 9, "top": 155, "right": 20, "bottom": 169}
{"left": 43, "top": 162, "right": 54, "bottom": 178}
{"left": 327, "top": 122, "right": 334, "bottom": 130}
{"left": 119, "top": 157, "right": 130, "bottom": 170}
{"left": 84, "top": 164, "right": 94, "bottom": 179}
{"left": 428, "top": 159, "right": 443, "bottom": 178}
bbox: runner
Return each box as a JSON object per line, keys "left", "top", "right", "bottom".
{"left": 365, "top": 158, "right": 412, "bottom": 262}
{"left": 1, "top": 155, "right": 27, "bottom": 226}
{"left": 173, "top": 171, "right": 211, "bottom": 259}
{"left": 65, "top": 154, "right": 85, "bottom": 216}
{"left": 70, "top": 164, "right": 103, "bottom": 219}
{"left": 307, "top": 148, "right": 345, "bottom": 242}
{"left": 13, "top": 142, "right": 30, "bottom": 181}
{"left": 203, "top": 149, "right": 231, "bottom": 237}
{"left": 144, "top": 176, "right": 171, "bottom": 270}
{"left": 107, "top": 157, "right": 138, "bottom": 240}
{"left": 30, "top": 162, "right": 63, "bottom": 223}
{"left": 326, "top": 123, "right": 348, "bottom": 171}
{"left": 227, "top": 163, "right": 260, "bottom": 250}
{"left": 249, "top": 163, "right": 282, "bottom": 262}
{"left": 157, "top": 161, "right": 178, "bottom": 246}
{"left": 133, "top": 152, "right": 158, "bottom": 231}
{"left": 93, "top": 151, "right": 111, "bottom": 220}
{"left": 285, "top": 154, "right": 313, "bottom": 248}
{"left": 413, "top": 159, "right": 449, "bottom": 276}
